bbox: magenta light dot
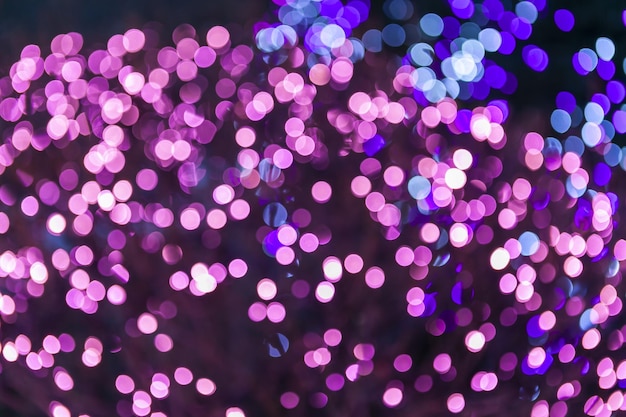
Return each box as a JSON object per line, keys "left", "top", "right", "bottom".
{"left": 194, "top": 45, "right": 216, "bottom": 68}
{"left": 413, "top": 246, "right": 433, "bottom": 267}
{"left": 136, "top": 169, "right": 158, "bottom": 191}
{"left": 607, "top": 391, "right": 624, "bottom": 411}
{"left": 137, "top": 313, "right": 158, "bottom": 334}
{"left": 196, "top": 378, "right": 217, "bottom": 396}
{"left": 209, "top": 263, "right": 228, "bottom": 283}
{"left": 284, "top": 117, "right": 305, "bottom": 136}
{"left": 169, "top": 271, "right": 190, "bottom": 291}
{"left": 315, "top": 281, "right": 335, "bottom": 303}
{"left": 395, "top": 246, "right": 414, "bottom": 267}
{"left": 331, "top": 57, "right": 353, "bottom": 83}
{"left": 447, "top": 393, "right": 465, "bottom": 413}
{"left": 207, "top": 209, "right": 227, "bottom": 229}
{"left": 174, "top": 367, "right": 193, "bottom": 385}
{"left": 47, "top": 213, "right": 67, "bottom": 235}
{"left": 299, "top": 233, "right": 319, "bottom": 253}
{"left": 295, "top": 135, "right": 315, "bottom": 156}
{"left": 420, "top": 223, "right": 440, "bottom": 243}
{"left": 112, "top": 180, "right": 132, "bottom": 201}
{"left": 180, "top": 208, "right": 201, "bottom": 230}
{"left": 280, "top": 392, "right": 299, "bottom": 409}
{"left": 213, "top": 184, "right": 235, "bottom": 205}
{"left": 479, "top": 372, "right": 498, "bottom": 392}
{"left": 349, "top": 91, "right": 371, "bottom": 115}
{"left": 383, "top": 165, "right": 405, "bottom": 187}
{"left": 414, "top": 375, "right": 433, "bottom": 393}
{"left": 206, "top": 26, "right": 230, "bottom": 50}
{"left": 382, "top": 387, "right": 403, "bottom": 407}
{"left": 365, "top": 192, "right": 385, "bottom": 212}
{"left": 365, "top": 266, "right": 385, "bottom": 289}
{"left": 54, "top": 369, "right": 74, "bottom": 391}
{"left": 273, "top": 148, "right": 293, "bottom": 169}
{"left": 277, "top": 225, "right": 298, "bottom": 246}
{"left": 230, "top": 199, "right": 251, "bottom": 220}
{"left": 21, "top": 196, "right": 39, "bottom": 216}
{"left": 226, "top": 407, "right": 246, "bottom": 417}
{"left": 326, "top": 373, "right": 345, "bottom": 391}
{"left": 344, "top": 253, "right": 364, "bottom": 274}
{"left": 582, "top": 328, "right": 601, "bottom": 350}
{"left": 248, "top": 302, "right": 267, "bottom": 322}
{"left": 465, "top": 330, "right": 486, "bottom": 352}
{"left": 433, "top": 353, "right": 452, "bottom": 374}
{"left": 30, "top": 261, "right": 48, "bottom": 283}
{"left": 311, "top": 181, "right": 332, "bottom": 203}
{"left": 309, "top": 63, "right": 331, "bottom": 85}
{"left": 323, "top": 256, "right": 343, "bottom": 282}
{"left": 50, "top": 403, "right": 71, "bottom": 417}
{"left": 353, "top": 343, "right": 376, "bottom": 361}
{"left": 406, "top": 287, "right": 425, "bottom": 306}
{"left": 499, "top": 273, "right": 517, "bottom": 294}
{"left": 154, "top": 333, "right": 173, "bottom": 352}
{"left": 115, "top": 375, "right": 135, "bottom": 394}
{"left": 276, "top": 246, "right": 295, "bottom": 265}
{"left": 47, "top": 114, "right": 69, "bottom": 139}
{"left": 267, "top": 302, "right": 286, "bottom": 323}
{"left": 351, "top": 175, "right": 372, "bottom": 197}
{"left": 614, "top": 239, "right": 626, "bottom": 260}
{"left": 25, "top": 352, "right": 43, "bottom": 370}
{"left": 449, "top": 223, "right": 470, "bottom": 247}
{"left": 394, "top": 354, "right": 413, "bottom": 372}
{"left": 43, "top": 335, "right": 61, "bottom": 354}
{"left": 107, "top": 285, "right": 127, "bottom": 305}
{"left": 257, "top": 278, "right": 277, "bottom": 300}
{"left": 2, "top": 342, "right": 18, "bottom": 361}
{"left": 323, "top": 328, "right": 342, "bottom": 346}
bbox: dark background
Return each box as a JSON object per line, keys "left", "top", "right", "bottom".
{"left": 0, "top": 1, "right": 624, "bottom": 416}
